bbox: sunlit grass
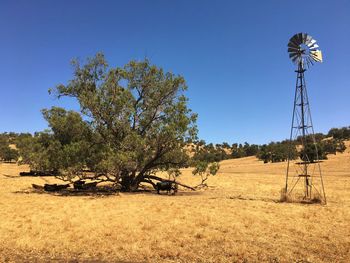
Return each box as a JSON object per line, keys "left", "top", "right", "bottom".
{"left": 0, "top": 141, "right": 349, "bottom": 262}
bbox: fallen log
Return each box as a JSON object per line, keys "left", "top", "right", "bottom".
{"left": 32, "top": 184, "right": 44, "bottom": 190}
{"left": 44, "top": 183, "right": 70, "bottom": 192}
{"left": 20, "top": 170, "right": 57, "bottom": 176}
{"left": 147, "top": 175, "right": 196, "bottom": 191}
{"left": 73, "top": 180, "right": 98, "bottom": 190}
{"left": 80, "top": 181, "right": 98, "bottom": 190}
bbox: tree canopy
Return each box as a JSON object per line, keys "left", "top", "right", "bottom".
{"left": 19, "top": 54, "right": 201, "bottom": 191}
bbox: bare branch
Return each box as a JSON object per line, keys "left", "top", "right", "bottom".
{"left": 147, "top": 175, "right": 195, "bottom": 191}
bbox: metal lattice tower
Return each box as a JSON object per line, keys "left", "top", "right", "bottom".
{"left": 285, "top": 33, "right": 326, "bottom": 204}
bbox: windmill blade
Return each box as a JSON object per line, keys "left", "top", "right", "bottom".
{"left": 288, "top": 37, "right": 300, "bottom": 48}
{"left": 304, "top": 57, "right": 309, "bottom": 68}
{"left": 305, "top": 57, "right": 311, "bottom": 68}
{"left": 307, "top": 39, "right": 317, "bottom": 47}
{"left": 288, "top": 43, "right": 299, "bottom": 51}
{"left": 297, "top": 33, "right": 304, "bottom": 44}
{"left": 288, "top": 40, "right": 299, "bottom": 48}
{"left": 310, "top": 55, "right": 318, "bottom": 63}
{"left": 290, "top": 56, "right": 299, "bottom": 64}
{"left": 308, "top": 56, "right": 314, "bottom": 66}
{"left": 305, "top": 35, "right": 313, "bottom": 45}
{"left": 309, "top": 44, "right": 319, "bottom": 50}
{"left": 307, "top": 56, "right": 314, "bottom": 68}
{"left": 289, "top": 54, "right": 299, "bottom": 62}
{"left": 292, "top": 55, "right": 300, "bottom": 64}
{"left": 310, "top": 50, "right": 323, "bottom": 62}
{"left": 290, "top": 33, "right": 299, "bottom": 42}
{"left": 316, "top": 51, "right": 323, "bottom": 62}
{"left": 288, "top": 47, "right": 299, "bottom": 53}
{"left": 290, "top": 34, "right": 301, "bottom": 45}
{"left": 289, "top": 53, "right": 299, "bottom": 61}
{"left": 294, "top": 33, "right": 301, "bottom": 44}
{"left": 302, "top": 33, "right": 308, "bottom": 44}
{"left": 289, "top": 51, "right": 298, "bottom": 57}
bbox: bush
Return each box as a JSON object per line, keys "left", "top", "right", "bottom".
{"left": 327, "top": 126, "right": 350, "bottom": 140}
{"left": 299, "top": 143, "right": 327, "bottom": 162}
{"left": 256, "top": 141, "right": 297, "bottom": 163}
{"left": 0, "top": 143, "right": 19, "bottom": 162}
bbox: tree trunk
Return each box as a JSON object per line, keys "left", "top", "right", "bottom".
{"left": 120, "top": 173, "right": 142, "bottom": 192}
{"left": 120, "top": 173, "right": 196, "bottom": 192}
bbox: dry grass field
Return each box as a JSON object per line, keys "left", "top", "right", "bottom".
{"left": 0, "top": 142, "right": 349, "bottom": 262}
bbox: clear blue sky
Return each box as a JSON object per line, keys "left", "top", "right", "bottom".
{"left": 0, "top": 0, "right": 349, "bottom": 144}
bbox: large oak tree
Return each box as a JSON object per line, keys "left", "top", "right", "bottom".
{"left": 26, "top": 53, "right": 199, "bottom": 191}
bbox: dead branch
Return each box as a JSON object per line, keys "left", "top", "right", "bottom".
{"left": 147, "top": 175, "right": 195, "bottom": 191}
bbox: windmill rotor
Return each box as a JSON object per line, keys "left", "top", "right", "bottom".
{"left": 287, "top": 33, "right": 322, "bottom": 68}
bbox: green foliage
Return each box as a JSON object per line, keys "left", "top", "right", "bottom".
{"left": 191, "top": 141, "right": 259, "bottom": 163}
{"left": 25, "top": 54, "right": 197, "bottom": 190}
{"left": 320, "top": 139, "right": 346, "bottom": 155}
{"left": 257, "top": 141, "right": 297, "bottom": 163}
{"left": 231, "top": 142, "right": 259, "bottom": 158}
{"left": 0, "top": 136, "right": 7, "bottom": 154}
{"left": 327, "top": 126, "right": 350, "bottom": 140}
{"left": 297, "top": 133, "right": 326, "bottom": 144}
{"left": 336, "top": 140, "right": 346, "bottom": 153}
{"left": 192, "top": 161, "right": 220, "bottom": 187}
{"left": 256, "top": 126, "right": 349, "bottom": 164}
{"left": 208, "top": 162, "right": 220, "bottom": 175}
{"left": 299, "top": 142, "right": 327, "bottom": 162}
{"left": 1, "top": 148, "right": 19, "bottom": 162}
{"left": 192, "top": 161, "right": 219, "bottom": 176}
{"left": 257, "top": 138, "right": 345, "bottom": 164}
{"left": 230, "top": 143, "right": 245, "bottom": 158}
{"left": 192, "top": 143, "right": 230, "bottom": 163}
{"left": 0, "top": 146, "right": 19, "bottom": 162}
{"left": 0, "top": 136, "right": 19, "bottom": 162}
{"left": 16, "top": 108, "right": 105, "bottom": 177}
{"left": 192, "top": 161, "right": 209, "bottom": 176}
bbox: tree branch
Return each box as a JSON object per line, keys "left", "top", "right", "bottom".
{"left": 147, "top": 175, "right": 195, "bottom": 191}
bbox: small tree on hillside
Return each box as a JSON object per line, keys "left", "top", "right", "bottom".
{"left": 257, "top": 141, "right": 297, "bottom": 163}
{"left": 1, "top": 147, "right": 19, "bottom": 162}
{"left": 0, "top": 136, "right": 7, "bottom": 159}
{"left": 192, "top": 161, "right": 220, "bottom": 188}
{"left": 328, "top": 126, "right": 350, "bottom": 140}
{"left": 300, "top": 142, "right": 327, "bottom": 162}
{"left": 0, "top": 136, "right": 19, "bottom": 162}
{"left": 319, "top": 139, "right": 346, "bottom": 155}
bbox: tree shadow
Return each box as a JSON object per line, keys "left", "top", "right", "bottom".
{"left": 13, "top": 184, "right": 202, "bottom": 197}
{"left": 13, "top": 185, "right": 120, "bottom": 197}
{"left": 227, "top": 194, "right": 325, "bottom": 205}
{"left": 118, "top": 188, "right": 203, "bottom": 197}
{"left": 1, "top": 173, "right": 23, "bottom": 179}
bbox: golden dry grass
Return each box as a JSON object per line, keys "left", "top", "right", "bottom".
{"left": 0, "top": 142, "right": 349, "bottom": 262}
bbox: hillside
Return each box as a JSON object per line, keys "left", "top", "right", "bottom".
{"left": 0, "top": 141, "right": 349, "bottom": 262}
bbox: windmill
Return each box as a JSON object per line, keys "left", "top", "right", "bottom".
{"left": 285, "top": 33, "right": 326, "bottom": 204}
